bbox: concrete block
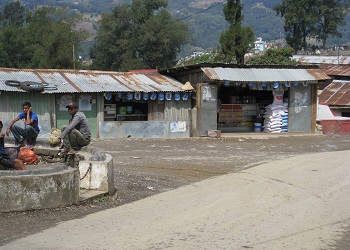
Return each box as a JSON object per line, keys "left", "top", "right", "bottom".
{"left": 79, "top": 153, "right": 115, "bottom": 195}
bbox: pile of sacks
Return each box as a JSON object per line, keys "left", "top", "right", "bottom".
{"left": 263, "top": 103, "right": 288, "bottom": 133}
{"left": 281, "top": 112, "right": 288, "bottom": 132}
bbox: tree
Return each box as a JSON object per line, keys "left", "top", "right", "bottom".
{"left": 0, "top": 26, "right": 30, "bottom": 68}
{"left": 90, "top": 0, "right": 190, "bottom": 71}
{"left": 0, "top": 3, "right": 87, "bottom": 69}
{"left": 274, "top": 0, "right": 319, "bottom": 51}
{"left": 26, "top": 7, "right": 88, "bottom": 69}
{"left": 90, "top": 5, "right": 135, "bottom": 70}
{"left": 246, "top": 47, "right": 298, "bottom": 65}
{"left": 219, "top": 0, "right": 254, "bottom": 65}
{"left": 131, "top": 0, "right": 167, "bottom": 23}
{"left": 274, "top": 0, "right": 347, "bottom": 51}
{"left": 0, "top": 1, "right": 25, "bottom": 28}
{"left": 0, "top": 2, "right": 29, "bottom": 68}
{"left": 316, "top": 0, "right": 347, "bottom": 49}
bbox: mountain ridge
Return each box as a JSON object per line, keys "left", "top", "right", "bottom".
{"left": 1, "top": 0, "right": 349, "bottom": 57}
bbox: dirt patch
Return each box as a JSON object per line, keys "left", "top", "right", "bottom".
{"left": 1, "top": 133, "right": 350, "bottom": 246}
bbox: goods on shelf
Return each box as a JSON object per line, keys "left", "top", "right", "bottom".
{"left": 218, "top": 104, "right": 258, "bottom": 130}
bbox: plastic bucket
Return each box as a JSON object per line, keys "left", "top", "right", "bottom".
{"left": 126, "top": 106, "right": 133, "bottom": 114}
{"left": 254, "top": 123, "right": 262, "bottom": 132}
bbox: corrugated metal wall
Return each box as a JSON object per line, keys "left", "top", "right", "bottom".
{"left": 148, "top": 101, "right": 165, "bottom": 121}
{"left": 0, "top": 92, "right": 54, "bottom": 138}
{"left": 147, "top": 99, "right": 191, "bottom": 122}
{"left": 164, "top": 99, "right": 191, "bottom": 122}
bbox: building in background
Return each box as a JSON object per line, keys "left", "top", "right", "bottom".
{"left": 0, "top": 68, "right": 192, "bottom": 139}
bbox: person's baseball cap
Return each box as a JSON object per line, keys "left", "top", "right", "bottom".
{"left": 66, "top": 101, "right": 78, "bottom": 109}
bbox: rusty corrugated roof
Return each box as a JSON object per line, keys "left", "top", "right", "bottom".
{"left": 319, "top": 80, "right": 350, "bottom": 106}
{"left": 201, "top": 67, "right": 330, "bottom": 82}
{"left": 292, "top": 55, "right": 350, "bottom": 65}
{"left": 323, "top": 65, "right": 350, "bottom": 76}
{"left": 0, "top": 68, "right": 186, "bottom": 93}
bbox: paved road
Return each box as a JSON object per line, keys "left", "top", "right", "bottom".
{"left": 1, "top": 150, "right": 350, "bottom": 250}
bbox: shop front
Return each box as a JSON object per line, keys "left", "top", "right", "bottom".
{"left": 204, "top": 67, "right": 331, "bottom": 134}
{"left": 0, "top": 68, "right": 192, "bottom": 139}
{"left": 163, "top": 65, "right": 331, "bottom": 135}
{"left": 99, "top": 91, "right": 192, "bottom": 138}
{"left": 217, "top": 81, "right": 313, "bottom": 133}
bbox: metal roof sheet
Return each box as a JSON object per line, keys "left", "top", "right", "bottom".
{"left": 201, "top": 67, "right": 330, "bottom": 82}
{"left": 319, "top": 80, "right": 350, "bottom": 106}
{"left": 292, "top": 55, "right": 350, "bottom": 65}
{"left": 0, "top": 68, "right": 186, "bottom": 93}
{"left": 323, "top": 65, "right": 350, "bottom": 76}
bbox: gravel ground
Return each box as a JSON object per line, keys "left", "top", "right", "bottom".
{"left": 1, "top": 133, "right": 350, "bottom": 247}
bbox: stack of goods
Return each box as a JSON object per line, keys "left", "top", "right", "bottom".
{"left": 262, "top": 88, "right": 288, "bottom": 133}
{"left": 262, "top": 103, "right": 288, "bottom": 133}
{"left": 281, "top": 113, "right": 288, "bottom": 132}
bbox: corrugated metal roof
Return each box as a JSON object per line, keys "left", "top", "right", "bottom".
{"left": 201, "top": 67, "right": 330, "bottom": 82}
{"left": 323, "top": 65, "right": 350, "bottom": 76}
{"left": 292, "top": 55, "right": 350, "bottom": 65}
{"left": 0, "top": 68, "right": 186, "bottom": 93}
{"left": 319, "top": 80, "right": 350, "bottom": 106}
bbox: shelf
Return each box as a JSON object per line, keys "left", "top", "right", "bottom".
{"left": 104, "top": 104, "right": 116, "bottom": 119}
{"left": 116, "top": 114, "right": 147, "bottom": 121}
{"left": 219, "top": 104, "right": 257, "bottom": 128}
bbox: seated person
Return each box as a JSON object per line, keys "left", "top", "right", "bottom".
{"left": 58, "top": 102, "right": 91, "bottom": 155}
{"left": 5, "top": 101, "right": 39, "bottom": 149}
{"left": 0, "top": 121, "right": 25, "bottom": 170}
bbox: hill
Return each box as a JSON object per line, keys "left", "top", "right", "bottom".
{"left": 1, "top": 0, "right": 349, "bottom": 57}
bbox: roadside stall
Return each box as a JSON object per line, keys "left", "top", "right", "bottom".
{"left": 163, "top": 65, "right": 330, "bottom": 136}
{"left": 202, "top": 67, "right": 330, "bottom": 134}
{"left": 0, "top": 68, "right": 193, "bottom": 139}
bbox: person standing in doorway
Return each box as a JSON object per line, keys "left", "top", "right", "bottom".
{"left": 57, "top": 101, "right": 91, "bottom": 155}
{"left": 6, "top": 101, "right": 39, "bottom": 150}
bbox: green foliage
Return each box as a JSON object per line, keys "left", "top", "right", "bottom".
{"left": 0, "top": 4, "right": 87, "bottom": 69}
{"left": 223, "top": 0, "right": 242, "bottom": 25}
{"left": 90, "top": 5, "right": 135, "bottom": 71}
{"left": 0, "top": 26, "right": 31, "bottom": 68}
{"left": 246, "top": 47, "right": 298, "bottom": 65}
{"left": 131, "top": 0, "right": 167, "bottom": 23}
{"left": 0, "top": 1, "right": 26, "bottom": 27}
{"left": 90, "top": 0, "right": 190, "bottom": 71}
{"left": 274, "top": 0, "right": 347, "bottom": 50}
{"left": 316, "top": 0, "right": 347, "bottom": 49}
{"left": 219, "top": 0, "right": 255, "bottom": 65}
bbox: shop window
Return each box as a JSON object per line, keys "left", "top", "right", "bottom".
{"left": 217, "top": 82, "right": 289, "bottom": 132}
{"left": 103, "top": 93, "right": 148, "bottom": 121}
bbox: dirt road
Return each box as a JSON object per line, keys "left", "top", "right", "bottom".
{"left": 1, "top": 133, "right": 350, "bottom": 246}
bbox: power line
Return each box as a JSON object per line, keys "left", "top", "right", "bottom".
{"left": 174, "top": 0, "right": 226, "bottom": 22}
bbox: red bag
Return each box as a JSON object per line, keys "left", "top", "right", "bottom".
{"left": 18, "top": 148, "right": 39, "bottom": 165}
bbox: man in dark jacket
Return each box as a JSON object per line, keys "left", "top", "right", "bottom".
{"left": 57, "top": 102, "right": 91, "bottom": 155}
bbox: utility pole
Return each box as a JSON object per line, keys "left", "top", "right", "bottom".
{"left": 73, "top": 44, "right": 76, "bottom": 70}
